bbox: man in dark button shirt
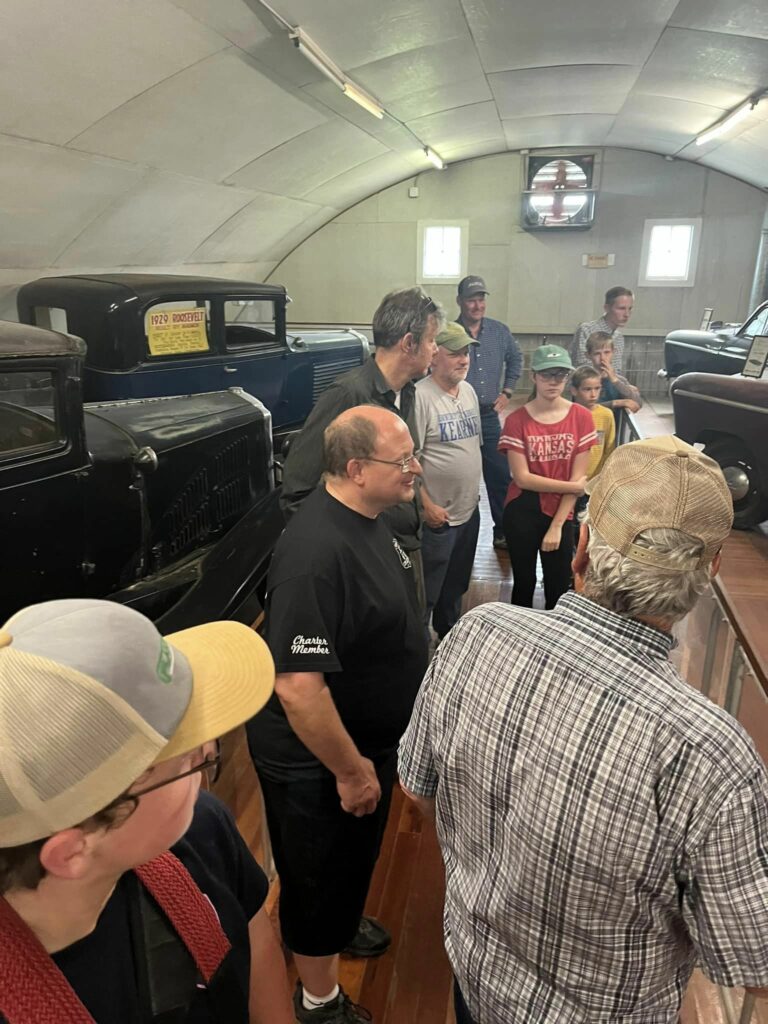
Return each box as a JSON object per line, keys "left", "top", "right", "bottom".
{"left": 456, "top": 275, "right": 522, "bottom": 550}
{"left": 248, "top": 405, "right": 429, "bottom": 1024}
{"left": 0, "top": 599, "right": 292, "bottom": 1024}
{"left": 280, "top": 286, "right": 443, "bottom": 608}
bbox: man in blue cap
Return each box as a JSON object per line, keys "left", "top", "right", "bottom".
{"left": 456, "top": 275, "right": 522, "bottom": 550}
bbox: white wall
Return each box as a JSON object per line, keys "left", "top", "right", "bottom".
{"left": 271, "top": 148, "right": 767, "bottom": 335}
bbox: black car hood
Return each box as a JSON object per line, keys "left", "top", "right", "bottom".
{"left": 666, "top": 327, "right": 747, "bottom": 351}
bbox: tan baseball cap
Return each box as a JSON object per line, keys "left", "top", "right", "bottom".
{"left": 0, "top": 599, "right": 274, "bottom": 846}
{"left": 586, "top": 436, "right": 733, "bottom": 571}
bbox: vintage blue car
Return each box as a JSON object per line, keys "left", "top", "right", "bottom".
{"left": 16, "top": 274, "right": 368, "bottom": 446}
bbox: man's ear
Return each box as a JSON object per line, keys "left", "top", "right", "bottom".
{"left": 345, "top": 457, "right": 367, "bottom": 486}
{"left": 572, "top": 522, "right": 590, "bottom": 588}
{"left": 400, "top": 332, "right": 417, "bottom": 354}
{"left": 709, "top": 550, "right": 722, "bottom": 580}
{"left": 38, "top": 829, "right": 100, "bottom": 882}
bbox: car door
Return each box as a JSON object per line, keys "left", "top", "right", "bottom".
{"left": 0, "top": 363, "right": 88, "bottom": 619}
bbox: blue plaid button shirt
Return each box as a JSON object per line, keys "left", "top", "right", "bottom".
{"left": 399, "top": 593, "right": 768, "bottom": 1023}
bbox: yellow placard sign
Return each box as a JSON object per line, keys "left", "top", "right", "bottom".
{"left": 146, "top": 307, "right": 209, "bottom": 356}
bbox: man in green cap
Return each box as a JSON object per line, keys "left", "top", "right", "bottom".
{"left": 414, "top": 321, "right": 482, "bottom": 639}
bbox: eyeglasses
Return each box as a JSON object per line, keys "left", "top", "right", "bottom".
{"left": 364, "top": 451, "right": 422, "bottom": 474}
{"left": 536, "top": 369, "right": 570, "bottom": 381}
{"left": 409, "top": 294, "right": 437, "bottom": 336}
{"left": 95, "top": 743, "right": 222, "bottom": 827}
{"left": 129, "top": 750, "right": 222, "bottom": 800}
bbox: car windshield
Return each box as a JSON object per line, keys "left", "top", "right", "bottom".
{"left": 0, "top": 370, "right": 61, "bottom": 456}
{"left": 739, "top": 304, "right": 768, "bottom": 340}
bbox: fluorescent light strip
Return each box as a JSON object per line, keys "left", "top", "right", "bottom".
{"left": 696, "top": 97, "right": 760, "bottom": 146}
{"left": 290, "top": 26, "right": 383, "bottom": 118}
{"left": 425, "top": 147, "right": 446, "bottom": 170}
{"left": 287, "top": 20, "right": 445, "bottom": 159}
{"left": 342, "top": 81, "right": 384, "bottom": 119}
{"left": 290, "top": 29, "right": 345, "bottom": 89}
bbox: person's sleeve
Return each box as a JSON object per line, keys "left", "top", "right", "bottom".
{"left": 498, "top": 410, "right": 524, "bottom": 452}
{"left": 502, "top": 329, "right": 523, "bottom": 389}
{"left": 604, "top": 409, "right": 616, "bottom": 455}
{"left": 572, "top": 323, "right": 588, "bottom": 364}
{"left": 413, "top": 388, "right": 428, "bottom": 452}
{"left": 614, "top": 373, "right": 642, "bottom": 406}
{"left": 279, "top": 383, "right": 356, "bottom": 519}
{"left": 398, "top": 662, "right": 439, "bottom": 798}
{"left": 680, "top": 774, "right": 768, "bottom": 988}
{"left": 612, "top": 334, "right": 624, "bottom": 372}
{"left": 185, "top": 792, "right": 269, "bottom": 920}
{"left": 575, "top": 406, "right": 598, "bottom": 452}
{"left": 263, "top": 572, "right": 343, "bottom": 675}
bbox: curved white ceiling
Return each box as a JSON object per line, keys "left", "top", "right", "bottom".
{"left": 2, "top": 0, "right": 768, "bottom": 297}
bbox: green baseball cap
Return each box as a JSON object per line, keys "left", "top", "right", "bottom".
{"left": 436, "top": 322, "right": 478, "bottom": 352}
{"left": 531, "top": 344, "right": 573, "bottom": 372}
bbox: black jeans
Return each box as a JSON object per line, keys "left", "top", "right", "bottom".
{"left": 454, "top": 981, "right": 476, "bottom": 1024}
{"left": 254, "top": 752, "right": 397, "bottom": 956}
{"left": 502, "top": 490, "right": 574, "bottom": 609}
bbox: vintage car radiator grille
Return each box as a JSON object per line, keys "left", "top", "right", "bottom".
{"left": 163, "top": 436, "right": 252, "bottom": 562}
{"left": 166, "top": 468, "right": 211, "bottom": 558}
{"left": 312, "top": 357, "right": 361, "bottom": 403}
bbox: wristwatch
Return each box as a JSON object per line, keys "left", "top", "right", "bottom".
{"left": 502, "top": 388, "right": 514, "bottom": 399}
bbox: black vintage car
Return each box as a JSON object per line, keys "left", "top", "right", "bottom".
{"left": 0, "top": 320, "right": 283, "bottom": 629}
{"left": 16, "top": 274, "right": 368, "bottom": 447}
{"left": 661, "top": 301, "right": 768, "bottom": 380}
{"left": 672, "top": 371, "right": 768, "bottom": 529}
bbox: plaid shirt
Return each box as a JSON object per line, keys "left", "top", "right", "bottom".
{"left": 458, "top": 316, "right": 523, "bottom": 407}
{"left": 398, "top": 593, "right": 768, "bottom": 1023}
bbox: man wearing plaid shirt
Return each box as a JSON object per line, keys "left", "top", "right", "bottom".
{"left": 399, "top": 437, "right": 768, "bottom": 1024}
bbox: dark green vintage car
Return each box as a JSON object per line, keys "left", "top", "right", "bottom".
{"left": 672, "top": 370, "right": 768, "bottom": 529}
{"left": 0, "top": 319, "right": 283, "bottom": 629}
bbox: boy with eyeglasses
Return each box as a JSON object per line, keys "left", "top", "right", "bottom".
{"left": 0, "top": 599, "right": 294, "bottom": 1024}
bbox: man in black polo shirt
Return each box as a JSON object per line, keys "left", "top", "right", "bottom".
{"left": 280, "top": 287, "right": 443, "bottom": 603}
{"left": 248, "top": 406, "right": 429, "bottom": 1024}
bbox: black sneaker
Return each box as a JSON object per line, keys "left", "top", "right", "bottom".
{"left": 342, "top": 915, "right": 391, "bottom": 958}
{"left": 293, "top": 982, "right": 372, "bottom": 1023}
{"left": 492, "top": 535, "right": 508, "bottom": 550}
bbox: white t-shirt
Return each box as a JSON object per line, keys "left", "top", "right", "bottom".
{"left": 414, "top": 376, "right": 482, "bottom": 526}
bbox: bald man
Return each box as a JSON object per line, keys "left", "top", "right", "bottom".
{"left": 247, "top": 406, "right": 429, "bottom": 1024}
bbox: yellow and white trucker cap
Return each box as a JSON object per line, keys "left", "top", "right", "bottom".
{"left": 586, "top": 435, "right": 733, "bottom": 571}
{"left": 0, "top": 599, "right": 274, "bottom": 846}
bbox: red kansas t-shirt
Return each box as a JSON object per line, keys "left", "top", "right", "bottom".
{"left": 498, "top": 403, "right": 596, "bottom": 518}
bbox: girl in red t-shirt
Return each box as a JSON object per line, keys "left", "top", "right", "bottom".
{"left": 498, "top": 345, "right": 596, "bottom": 608}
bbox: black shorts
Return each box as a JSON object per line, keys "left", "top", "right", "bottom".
{"left": 255, "top": 751, "right": 397, "bottom": 956}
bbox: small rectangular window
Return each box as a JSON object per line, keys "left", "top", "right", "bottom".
{"left": 639, "top": 218, "right": 701, "bottom": 287}
{"left": 224, "top": 299, "right": 278, "bottom": 350}
{"left": 33, "top": 307, "right": 69, "bottom": 333}
{"left": 0, "top": 369, "right": 62, "bottom": 458}
{"left": 417, "top": 220, "right": 468, "bottom": 284}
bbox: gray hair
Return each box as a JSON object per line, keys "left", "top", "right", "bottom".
{"left": 372, "top": 287, "right": 445, "bottom": 349}
{"left": 323, "top": 413, "right": 378, "bottom": 477}
{"left": 581, "top": 514, "right": 711, "bottom": 624}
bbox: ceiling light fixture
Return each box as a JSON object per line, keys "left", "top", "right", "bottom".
{"left": 424, "top": 147, "right": 446, "bottom": 170}
{"left": 695, "top": 95, "right": 762, "bottom": 146}
{"left": 342, "top": 81, "right": 384, "bottom": 119}
{"left": 290, "top": 27, "right": 384, "bottom": 119}
{"left": 290, "top": 28, "right": 345, "bottom": 88}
